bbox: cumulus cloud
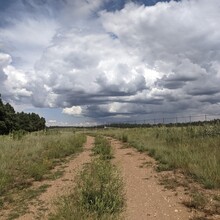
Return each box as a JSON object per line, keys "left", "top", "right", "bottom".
{"left": 1, "top": 0, "right": 220, "bottom": 122}
{"left": 0, "top": 53, "right": 11, "bottom": 81}
{"left": 99, "top": 0, "right": 220, "bottom": 115}
{"left": 0, "top": 53, "right": 32, "bottom": 103}
{"left": 0, "top": 0, "right": 57, "bottom": 68}
{"left": 62, "top": 106, "right": 82, "bottom": 115}
{"left": 31, "top": 26, "right": 151, "bottom": 109}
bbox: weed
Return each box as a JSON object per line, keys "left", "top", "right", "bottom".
{"left": 27, "top": 162, "right": 48, "bottom": 181}
{"left": 136, "top": 144, "right": 145, "bottom": 152}
{"left": 183, "top": 192, "right": 207, "bottom": 209}
{"left": 0, "top": 171, "right": 12, "bottom": 196}
{"left": 140, "top": 161, "right": 153, "bottom": 168}
{"left": 213, "top": 195, "right": 220, "bottom": 202}
{"left": 7, "top": 212, "right": 20, "bottom": 220}
{"left": 156, "top": 163, "right": 172, "bottom": 172}
{"left": 78, "top": 159, "right": 124, "bottom": 215}
{"left": 148, "top": 148, "right": 156, "bottom": 157}
{"left": 159, "top": 176, "right": 180, "bottom": 190}
{"left": 121, "top": 134, "right": 128, "bottom": 142}
{"left": 93, "top": 136, "right": 113, "bottom": 160}
{"left": 47, "top": 170, "right": 64, "bottom": 180}
{"left": 11, "top": 130, "right": 27, "bottom": 140}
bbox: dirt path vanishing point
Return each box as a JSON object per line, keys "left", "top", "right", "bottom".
{"left": 15, "top": 136, "right": 94, "bottom": 220}
{"left": 109, "top": 138, "right": 193, "bottom": 220}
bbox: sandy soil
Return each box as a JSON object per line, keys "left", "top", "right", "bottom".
{"left": 109, "top": 138, "right": 193, "bottom": 220}
{"left": 16, "top": 136, "right": 94, "bottom": 220}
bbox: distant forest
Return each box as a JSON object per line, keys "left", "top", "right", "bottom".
{"left": 0, "top": 95, "right": 46, "bottom": 135}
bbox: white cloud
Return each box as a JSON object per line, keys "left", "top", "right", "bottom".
{"left": 62, "top": 106, "right": 82, "bottom": 116}
{"left": 31, "top": 26, "right": 152, "bottom": 108}
{"left": 48, "top": 119, "right": 57, "bottom": 123}
{"left": 0, "top": 53, "right": 11, "bottom": 81}
{"left": 0, "top": 5, "right": 57, "bottom": 69}
{"left": 0, "top": 53, "right": 32, "bottom": 102}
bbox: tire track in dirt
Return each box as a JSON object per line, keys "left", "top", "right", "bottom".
{"left": 109, "top": 138, "right": 193, "bottom": 220}
{"left": 15, "top": 136, "right": 94, "bottom": 220}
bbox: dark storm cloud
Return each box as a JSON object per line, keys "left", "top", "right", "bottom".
{"left": 188, "top": 87, "right": 220, "bottom": 96}
{"left": 200, "top": 96, "right": 220, "bottom": 105}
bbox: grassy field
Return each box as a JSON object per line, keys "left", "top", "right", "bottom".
{"left": 99, "top": 124, "right": 220, "bottom": 189}
{"left": 0, "top": 130, "right": 86, "bottom": 197}
{"left": 1, "top": 124, "right": 219, "bottom": 219}
{"left": 50, "top": 136, "right": 124, "bottom": 220}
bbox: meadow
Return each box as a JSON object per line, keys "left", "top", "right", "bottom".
{"left": 0, "top": 130, "right": 86, "bottom": 197}
{"left": 0, "top": 122, "right": 219, "bottom": 219}
{"left": 99, "top": 123, "right": 220, "bottom": 189}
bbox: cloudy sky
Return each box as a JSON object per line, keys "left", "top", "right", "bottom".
{"left": 0, "top": 0, "right": 220, "bottom": 126}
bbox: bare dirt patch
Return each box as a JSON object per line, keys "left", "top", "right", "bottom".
{"left": 109, "top": 138, "right": 193, "bottom": 220}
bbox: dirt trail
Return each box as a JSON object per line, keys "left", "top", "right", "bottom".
{"left": 109, "top": 138, "right": 193, "bottom": 220}
{"left": 16, "top": 136, "right": 94, "bottom": 220}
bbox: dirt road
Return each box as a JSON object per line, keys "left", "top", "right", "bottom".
{"left": 109, "top": 138, "right": 193, "bottom": 220}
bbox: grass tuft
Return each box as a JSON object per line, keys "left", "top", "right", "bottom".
{"left": 92, "top": 136, "right": 113, "bottom": 160}
{"left": 183, "top": 192, "right": 207, "bottom": 209}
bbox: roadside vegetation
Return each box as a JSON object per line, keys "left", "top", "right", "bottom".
{"left": 96, "top": 125, "right": 220, "bottom": 219}
{"left": 0, "top": 131, "right": 86, "bottom": 198}
{"left": 99, "top": 124, "right": 220, "bottom": 189}
{"left": 51, "top": 136, "right": 124, "bottom": 220}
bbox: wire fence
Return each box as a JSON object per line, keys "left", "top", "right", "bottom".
{"left": 98, "top": 114, "right": 220, "bottom": 127}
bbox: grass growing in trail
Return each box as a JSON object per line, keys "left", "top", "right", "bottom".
{"left": 0, "top": 131, "right": 86, "bottom": 197}
{"left": 92, "top": 136, "right": 113, "bottom": 160}
{"left": 51, "top": 136, "right": 124, "bottom": 220}
{"left": 99, "top": 124, "right": 220, "bottom": 189}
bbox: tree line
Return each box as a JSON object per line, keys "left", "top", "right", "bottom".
{"left": 0, "top": 95, "right": 46, "bottom": 135}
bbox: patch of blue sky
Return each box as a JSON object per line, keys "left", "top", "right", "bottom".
{"left": 102, "top": 0, "right": 181, "bottom": 12}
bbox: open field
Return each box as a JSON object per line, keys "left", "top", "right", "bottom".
{"left": 0, "top": 130, "right": 86, "bottom": 197}
{"left": 99, "top": 124, "right": 220, "bottom": 189}
{"left": 0, "top": 124, "right": 220, "bottom": 220}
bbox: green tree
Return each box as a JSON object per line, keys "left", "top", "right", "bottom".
{"left": 0, "top": 94, "right": 46, "bottom": 135}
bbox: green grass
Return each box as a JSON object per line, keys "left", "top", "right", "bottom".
{"left": 183, "top": 191, "right": 207, "bottom": 209}
{"left": 92, "top": 136, "right": 113, "bottom": 160}
{"left": 50, "top": 136, "right": 124, "bottom": 220}
{"left": 6, "top": 183, "right": 51, "bottom": 220}
{"left": 99, "top": 124, "right": 220, "bottom": 189}
{"left": 0, "top": 131, "right": 86, "bottom": 197}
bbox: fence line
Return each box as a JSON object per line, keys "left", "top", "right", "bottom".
{"left": 96, "top": 114, "right": 220, "bottom": 127}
